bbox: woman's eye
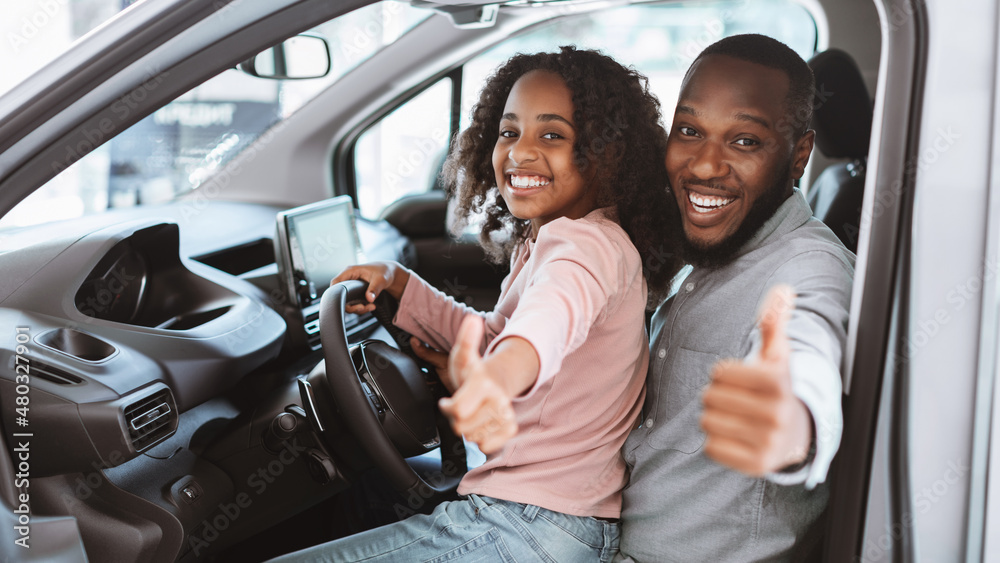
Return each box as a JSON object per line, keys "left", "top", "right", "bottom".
{"left": 499, "top": 130, "right": 517, "bottom": 138}
{"left": 678, "top": 126, "right": 698, "bottom": 137}
{"left": 734, "top": 138, "right": 760, "bottom": 147}
{"left": 542, "top": 132, "right": 563, "bottom": 140}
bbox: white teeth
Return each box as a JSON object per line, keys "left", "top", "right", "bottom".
{"left": 510, "top": 175, "right": 550, "bottom": 188}
{"left": 688, "top": 192, "right": 733, "bottom": 211}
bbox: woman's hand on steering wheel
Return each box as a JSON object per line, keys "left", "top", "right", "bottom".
{"left": 331, "top": 261, "right": 411, "bottom": 314}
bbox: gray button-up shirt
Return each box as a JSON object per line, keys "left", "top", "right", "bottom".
{"left": 619, "top": 189, "right": 855, "bottom": 562}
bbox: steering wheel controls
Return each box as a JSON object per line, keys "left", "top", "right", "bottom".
{"left": 359, "top": 379, "right": 386, "bottom": 416}
{"left": 350, "top": 340, "right": 440, "bottom": 455}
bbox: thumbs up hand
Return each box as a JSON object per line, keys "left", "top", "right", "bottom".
{"left": 700, "top": 285, "right": 814, "bottom": 476}
{"left": 438, "top": 316, "right": 520, "bottom": 454}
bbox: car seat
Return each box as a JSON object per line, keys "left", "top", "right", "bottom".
{"left": 806, "top": 48, "right": 873, "bottom": 253}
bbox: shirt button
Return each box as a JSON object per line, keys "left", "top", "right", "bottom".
{"left": 646, "top": 418, "right": 654, "bottom": 428}
{"left": 657, "top": 348, "right": 666, "bottom": 359}
{"left": 685, "top": 282, "right": 695, "bottom": 292}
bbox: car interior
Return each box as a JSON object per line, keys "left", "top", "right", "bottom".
{"left": 806, "top": 47, "right": 874, "bottom": 254}
{"left": 0, "top": 0, "right": 906, "bottom": 561}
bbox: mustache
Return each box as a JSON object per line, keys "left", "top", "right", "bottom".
{"left": 678, "top": 178, "right": 737, "bottom": 195}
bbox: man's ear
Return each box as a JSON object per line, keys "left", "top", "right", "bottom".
{"left": 790, "top": 129, "right": 816, "bottom": 180}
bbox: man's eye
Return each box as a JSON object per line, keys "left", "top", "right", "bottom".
{"left": 734, "top": 138, "right": 760, "bottom": 147}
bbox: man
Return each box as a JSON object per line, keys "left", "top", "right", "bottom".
{"left": 615, "top": 34, "right": 853, "bottom": 561}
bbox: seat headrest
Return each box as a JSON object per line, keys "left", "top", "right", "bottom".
{"left": 808, "top": 49, "right": 873, "bottom": 159}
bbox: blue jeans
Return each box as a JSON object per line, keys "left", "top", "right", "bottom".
{"left": 267, "top": 494, "right": 620, "bottom": 562}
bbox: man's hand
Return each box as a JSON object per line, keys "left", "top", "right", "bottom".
{"left": 438, "top": 316, "right": 537, "bottom": 454}
{"left": 700, "top": 285, "right": 813, "bottom": 476}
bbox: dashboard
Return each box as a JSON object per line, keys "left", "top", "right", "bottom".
{"left": 0, "top": 199, "right": 412, "bottom": 481}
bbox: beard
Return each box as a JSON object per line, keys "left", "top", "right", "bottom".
{"left": 680, "top": 164, "right": 793, "bottom": 270}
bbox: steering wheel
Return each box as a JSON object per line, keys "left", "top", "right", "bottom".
{"left": 317, "top": 280, "right": 467, "bottom": 498}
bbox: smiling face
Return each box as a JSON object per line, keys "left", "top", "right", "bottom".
{"left": 666, "top": 54, "right": 814, "bottom": 265}
{"left": 492, "top": 70, "right": 597, "bottom": 237}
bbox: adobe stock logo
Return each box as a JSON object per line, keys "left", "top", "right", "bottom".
{"left": 5, "top": 0, "right": 68, "bottom": 54}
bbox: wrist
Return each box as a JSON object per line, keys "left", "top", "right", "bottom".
{"left": 779, "top": 402, "right": 816, "bottom": 473}
{"left": 778, "top": 435, "right": 815, "bottom": 473}
{"left": 386, "top": 263, "right": 410, "bottom": 300}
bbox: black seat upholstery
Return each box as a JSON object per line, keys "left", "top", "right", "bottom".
{"left": 806, "top": 49, "right": 873, "bottom": 253}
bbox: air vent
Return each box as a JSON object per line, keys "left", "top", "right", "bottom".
{"left": 123, "top": 389, "right": 177, "bottom": 452}
{"left": 303, "top": 311, "right": 374, "bottom": 350}
{"left": 30, "top": 361, "right": 84, "bottom": 385}
{"left": 303, "top": 311, "right": 322, "bottom": 350}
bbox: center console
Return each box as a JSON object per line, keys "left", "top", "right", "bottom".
{"left": 274, "top": 195, "right": 370, "bottom": 349}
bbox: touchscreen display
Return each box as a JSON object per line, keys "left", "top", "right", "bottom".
{"left": 276, "top": 196, "right": 361, "bottom": 308}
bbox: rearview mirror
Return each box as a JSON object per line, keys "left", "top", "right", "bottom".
{"left": 239, "top": 35, "right": 332, "bottom": 80}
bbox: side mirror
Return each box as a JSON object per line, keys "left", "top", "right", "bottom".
{"left": 239, "top": 35, "right": 332, "bottom": 80}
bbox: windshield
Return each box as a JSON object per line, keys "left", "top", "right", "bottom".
{"left": 1, "top": 0, "right": 140, "bottom": 99}
{"left": 0, "top": 1, "right": 429, "bottom": 230}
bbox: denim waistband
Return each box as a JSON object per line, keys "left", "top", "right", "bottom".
{"left": 469, "top": 494, "right": 619, "bottom": 524}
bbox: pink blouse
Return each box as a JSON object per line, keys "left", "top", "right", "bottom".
{"left": 394, "top": 208, "right": 648, "bottom": 518}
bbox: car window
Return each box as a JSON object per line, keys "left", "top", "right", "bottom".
{"left": 460, "top": 0, "right": 817, "bottom": 130}
{"left": 350, "top": 0, "right": 816, "bottom": 223}
{"left": 0, "top": 0, "right": 429, "bottom": 230}
{"left": 354, "top": 78, "right": 453, "bottom": 218}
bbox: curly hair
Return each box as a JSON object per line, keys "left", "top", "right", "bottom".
{"left": 443, "top": 46, "right": 682, "bottom": 299}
